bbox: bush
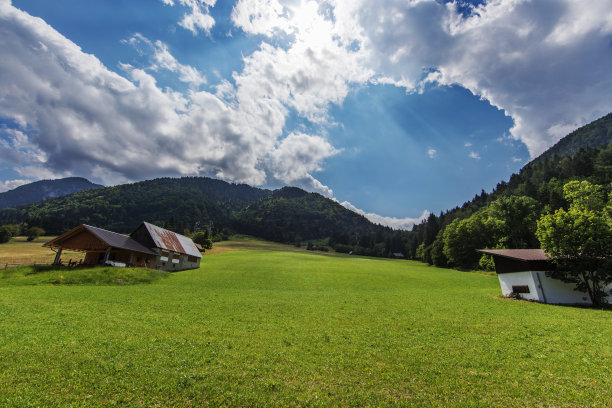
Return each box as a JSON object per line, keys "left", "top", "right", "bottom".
{"left": 333, "top": 244, "right": 353, "bottom": 254}
{"left": 192, "top": 231, "right": 213, "bottom": 250}
{"left": 478, "top": 254, "right": 496, "bottom": 271}
{"left": 0, "top": 227, "right": 10, "bottom": 244}
{"left": 25, "top": 227, "right": 45, "bottom": 242}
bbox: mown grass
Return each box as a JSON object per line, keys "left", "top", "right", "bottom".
{"left": 0, "top": 265, "right": 169, "bottom": 286}
{"left": 0, "top": 249, "right": 610, "bottom": 407}
{"left": 0, "top": 236, "right": 85, "bottom": 265}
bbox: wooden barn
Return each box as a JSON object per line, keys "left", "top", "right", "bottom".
{"left": 44, "top": 222, "right": 202, "bottom": 271}
{"left": 478, "top": 249, "right": 594, "bottom": 305}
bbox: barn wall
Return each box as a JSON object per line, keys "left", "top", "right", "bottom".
{"left": 536, "top": 272, "right": 593, "bottom": 305}
{"left": 152, "top": 249, "right": 200, "bottom": 271}
{"left": 497, "top": 272, "right": 544, "bottom": 302}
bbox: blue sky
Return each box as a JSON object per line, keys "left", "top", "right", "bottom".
{"left": 1, "top": 0, "right": 611, "bottom": 228}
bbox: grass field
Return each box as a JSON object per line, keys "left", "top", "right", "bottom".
{"left": 0, "top": 236, "right": 85, "bottom": 266}
{"left": 0, "top": 243, "right": 611, "bottom": 406}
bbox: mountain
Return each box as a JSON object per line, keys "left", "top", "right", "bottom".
{"left": 0, "top": 177, "right": 270, "bottom": 235}
{"left": 234, "top": 187, "right": 391, "bottom": 243}
{"left": 530, "top": 112, "right": 612, "bottom": 166}
{"left": 409, "top": 111, "right": 612, "bottom": 268}
{"left": 0, "top": 177, "right": 103, "bottom": 210}
{"left": 0, "top": 176, "right": 396, "bottom": 254}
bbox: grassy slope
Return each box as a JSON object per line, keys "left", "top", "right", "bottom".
{"left": 0, "top": 265, "right": 169, "bottom": 286}
{"left": 0, "top": 248, "right": 610, "bottom": 407}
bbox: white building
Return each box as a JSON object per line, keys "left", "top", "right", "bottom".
{"left": 478, "top": 249, "right": 598, "bottom": 305}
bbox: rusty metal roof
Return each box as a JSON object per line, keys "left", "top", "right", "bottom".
{"left": 139, "top": 222, "right": 202, "bottom": 258}
{"left": 477, "top": 249, "right": 548, "bottom": 262}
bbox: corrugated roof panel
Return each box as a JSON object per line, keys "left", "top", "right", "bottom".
{"left": 141, "top": 222, "right": 202, "bottom": 258}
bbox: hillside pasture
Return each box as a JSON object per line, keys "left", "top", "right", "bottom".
{"left": 0, "top": 249, "right": 610, "bottom": 407}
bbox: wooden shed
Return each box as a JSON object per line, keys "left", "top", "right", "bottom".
{"left": 130, "top": 222, "right": 202, "bottom": 271}
{"left": 44, "top": 222, "right": 202, "bottom": 271}
{"left": 478, "top": 249, "right": 593, "bottom": 305}
{"left": 44, "top": 224, "right": 157, "bottom": 267}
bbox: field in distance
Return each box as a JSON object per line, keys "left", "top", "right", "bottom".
{"left": 0, "top": 235, "right": 85, "bottom": 266}
{"left": 0, "top": 239, "right": 610, "bottom": 406}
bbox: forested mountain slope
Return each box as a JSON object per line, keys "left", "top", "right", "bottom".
{"left": 234, "top": 187, "right": 392, "bottom": 244}
{"left": 530, "top": 113, "right": 612, "bottom": 166}
{"left": 0, "top": 177, "right": 103, "bottom": 210}
{"left": 0, "top": 177, "right": 270, "bottom": 235}
{"left": 0, "top": 178, "right": 393, "bottom": 250}
{"left": 408, "top": 113, "right": 612, "bottom": 269}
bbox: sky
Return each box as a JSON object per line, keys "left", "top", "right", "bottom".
{"left": 1, "top": 0, "right": 611, "bottom": 229}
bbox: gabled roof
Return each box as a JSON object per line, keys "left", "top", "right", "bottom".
{"left": 135, "top": 222, "right": 202, "bottom": 258}
{"left": 477, "top": 249, "right": 548, "bottom": 262}
{"left": 44, "top": 224, "right": 157, "bottom": 255}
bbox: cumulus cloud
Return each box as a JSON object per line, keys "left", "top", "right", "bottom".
{"left": 340, "top": 200, "right": 430, "bottom": 231}
{"left": 3, "top": 0, "right": 610, "bottom": 229}
{"left": 160, "top": 0, "right": 216, "bottom": 35}
{"left": 268, "top": 132, "right": 339, "bottom": 196}
{"left": 349, "top": 0, "right": 612, "bottom": 157}
{"left": 427, "top": 148, "right": 437, "bottom": 159}
{"left": 469, "top": 151, "right": 480, "bottom": 160}
{"left": 0, "top": 179, "right": 31, "bottom": 193}
{"left": 0, "top": 1, "right": 348, "bottom": 195}
{"left": 123, "top": 34, "right": 206, "bottom": 87}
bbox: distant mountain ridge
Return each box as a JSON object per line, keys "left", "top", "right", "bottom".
{"left": 530, "top": 112, "right": 612, "bottom": 166}
{"left": 0, "top": 177, "right": 103, "bottom": 210}
{"left": 1, "top": 111, "right": 609, "bottom": 262}
{"left": 0, "top": 177, "right": 389, "bottom": 249}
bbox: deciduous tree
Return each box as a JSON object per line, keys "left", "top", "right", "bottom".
{"left": 536, "top": 181, "right": 612, "bottom": 307}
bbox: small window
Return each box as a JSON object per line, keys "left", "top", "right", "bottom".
{"left": 172, "top": 253, "right": 180, "bottom": 260}
{"left": 161, "top": 250, "right": 170, "bottom": 257}
{"left": 187, "top": 255, "right": 197, "bottom": 263}
{"left": 512, "top": 285, "right": 530, "bottom": 294}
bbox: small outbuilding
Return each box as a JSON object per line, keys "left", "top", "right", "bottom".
{"left": 44, "top": 222, "right": 202, "bottom": 271}
{"left": 478, "top": 249, "right": 593, "bottom": 305}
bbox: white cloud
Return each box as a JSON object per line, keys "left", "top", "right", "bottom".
{"left": 2, "top": 0, "right": 611, "bottom": 223}
{"left": 340, "top": 200, "right": 429, "bottom": 230}
{"left": 268, "top": 132, "right": 339, "bottom": 196}
{"left": 427, "top": 148, "right": 436, "bottom": 159}
{"left": 512, "top": 156, "right": 523, "bottom": 163}
{"left": 0, "top": 1, "right": 353, "bottom": 195}
{"left": 159, "top": 0, "right": 216, "bottom": 35}
{"left": 347, "top": 0, "right": 612, "bottom": 157}
{"left": 469, "top": 151, "right": 480, "bottom": 160}
{"left": 124, "top": 34, "right": 206, "bottom": 87}
{"left": 464, "top": 142, "right": 472, "bottom": 147}
{"left": 0, "top": 179, "right": 31, "bottom": 193}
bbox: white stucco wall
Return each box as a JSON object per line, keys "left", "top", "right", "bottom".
{"left": 498, "top": 271, "right": 605, "bottom": 305}
{"left": 498, "top": 272, "right": 544, "bottom": 302}
{"left": 535, "top": 272, "right": 593, "bottom": 305}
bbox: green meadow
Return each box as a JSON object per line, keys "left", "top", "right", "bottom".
{"left": 0, "top": 249, "right": 610, "bottom": 407}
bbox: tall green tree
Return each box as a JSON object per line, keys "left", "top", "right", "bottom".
{"left": 487, "top": 195, "right": 540, "bottom": 248}
{"left": 0, "top": 226, "right": 10, "bottom": 244}
{"left": 192, "top": 230, "right": 213, "bottom": 250}
{"left": 536, "top": 181, "right": 612, "bottom": 307}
